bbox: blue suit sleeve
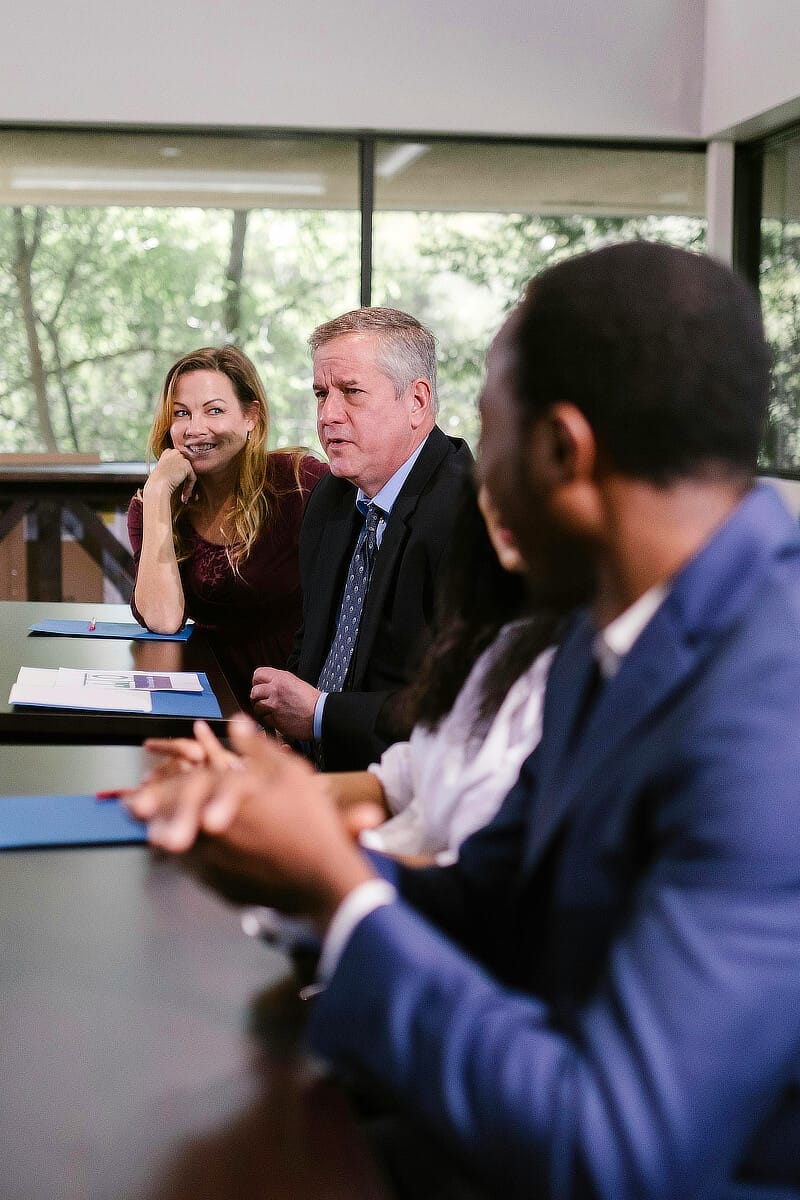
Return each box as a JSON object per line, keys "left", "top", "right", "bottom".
{"left": 309, "top": 727, "right": 800, "bottom": 1198}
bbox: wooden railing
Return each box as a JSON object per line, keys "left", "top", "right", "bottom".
{"left": 0, "top": 458, "right": 146, "bottom": 602}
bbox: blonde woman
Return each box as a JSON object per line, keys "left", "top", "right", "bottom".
{"left": 127, "top": 347, "right": 327, "bottom": 709}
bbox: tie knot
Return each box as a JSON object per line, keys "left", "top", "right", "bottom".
{"left": 365, "top": 504, "right": 381, "bottom": 532}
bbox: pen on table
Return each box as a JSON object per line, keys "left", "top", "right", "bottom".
{"left": 96, "top": 788, "right": 125, "bottom": 801}
{"left": 88, "top": 616, "right": 97, "bottom": 632}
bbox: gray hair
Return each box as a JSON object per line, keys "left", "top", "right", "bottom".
{"left": 309, "top": 307, "right": 439, "bottom": 414}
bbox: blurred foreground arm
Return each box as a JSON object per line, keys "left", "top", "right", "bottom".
{"left": 125, "top": 715, "right": 378, "bottom": 926}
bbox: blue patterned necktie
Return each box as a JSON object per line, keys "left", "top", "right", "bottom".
{"left": 317, "top": 503, "right": 382, "bottom": 693}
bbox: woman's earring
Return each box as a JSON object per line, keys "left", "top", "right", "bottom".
{"left": 246, "top": 429, "right": 251, "bottom": 443}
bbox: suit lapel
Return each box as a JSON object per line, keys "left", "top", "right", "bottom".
{"left": 519, "top": 613, "right": 600, "bottom": 874}
{"left": 352, "top": 512, "right": 407, "bottom": 676}
{"left": 520, "top": 484, "right": 800, "bottom": 879}
{"left": 520, "top": 602, "right": 702, "bottom": 877}
{"left": 350, "top": 429, "right": 451, "bottom": 684}
{"left": 303, "top": 495, "right": 360, "bottom": 677}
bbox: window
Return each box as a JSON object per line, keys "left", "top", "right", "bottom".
{"left": 373, "top": 140, "right": 706, "bottom": 445}
{"left": 0, "top": 129, "right": 706, "bottom": 459}
{"left": 758, "top": 129, "right": 800, "bottom": 474}
{"left": 0, "top": 130, "right": 360, "bottom": 458}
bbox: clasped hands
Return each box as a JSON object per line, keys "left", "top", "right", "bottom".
{"left": 124, "top": 716, "right": 376, "bottom": 928}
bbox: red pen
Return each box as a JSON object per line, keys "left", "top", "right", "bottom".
{"left": 96, "top": 788, "right": 124, "bottom": 801}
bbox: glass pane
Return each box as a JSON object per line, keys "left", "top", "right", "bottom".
{"left": 0, "top": 131, "right": 360, "bottom": 459}
{"left": 760, "top": 136, "right": 800, "bottom": 474}
{"left": 373, "top": 141, "right": 706, "bottom": 447}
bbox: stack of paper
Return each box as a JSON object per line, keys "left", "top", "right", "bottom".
{"left": 9, "top": 667, "right": 222, "bottom": 719}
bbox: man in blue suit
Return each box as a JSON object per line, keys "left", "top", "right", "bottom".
{"left": 129, "top": 243, "right": 800, "bottom": 1198}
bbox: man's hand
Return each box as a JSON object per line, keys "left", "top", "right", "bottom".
{"left": 250, "top": 668, "right": 320, "bottom": 740}
{"left": 124, "top": 715, "right": 376, "bottom": 925}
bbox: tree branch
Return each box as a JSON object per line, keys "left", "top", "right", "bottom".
{"left": 29, "top": 207, "right": 45, "bottom": 259}
{"left": 41, "top": 320, "right": 80, "bottom": 451}
{"left": 46, "top": 212, "right": 103, "bottom": 327}
{"left": 224, "top": 209, "right": 249, "bottom": 340}
{"left": 0, "top": 345, "right": 162, "bottom": 399}
{"left": 11, "top": 207, "right": 58, "bottom": 451}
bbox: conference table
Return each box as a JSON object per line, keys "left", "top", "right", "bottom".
{"left": 0, "top": 600, "right": 241, "bottom": 742}
{"left": 0, "top": 743, "right": 388, "bottom": 1200}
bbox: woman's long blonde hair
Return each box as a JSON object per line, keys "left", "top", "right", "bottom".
{"left": 146, "top": 346, "right": 306, "bottom": 572}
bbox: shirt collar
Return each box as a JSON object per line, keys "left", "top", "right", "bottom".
{"left": 356, "top": 434, "right": 429, "bottom": 517}
{"left": 593, "top": 583, "right": 668, "bottom": 680}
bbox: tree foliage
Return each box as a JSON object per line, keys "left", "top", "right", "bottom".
{"left": 20, "top": 202, "right": 800, "bottom": 473}
{"left": 373, "top": 211, "right": 706, "bottom": 446}
{"left": 759, "top": 219, "right": 800, "bottom": 472}
{"left": 0, "top": 205, "right": 359, "bottom": 459}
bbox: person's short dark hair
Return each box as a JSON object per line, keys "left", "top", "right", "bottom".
{"left": 512, "top": 242, "right": 771, "bottom": 483}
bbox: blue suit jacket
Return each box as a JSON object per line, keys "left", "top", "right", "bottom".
{"left": 309, "top": 484, "right": 800, "bottom": 1199}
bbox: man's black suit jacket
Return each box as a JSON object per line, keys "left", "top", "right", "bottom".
{"left": 289, "top": 425, "right": 473, "bottom": 771}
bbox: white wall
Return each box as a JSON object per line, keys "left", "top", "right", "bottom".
{"left": 0, "top": 0, "right": 704, "bottom": 138}
{"left": 5, "top": 3, "right": 800, "bottom": 147}
{"left": 703, "top": 1, "right": 800, "bottom": 138}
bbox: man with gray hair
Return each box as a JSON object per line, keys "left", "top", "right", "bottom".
{"left": 250, "top": 307, "right": 472, "bottom": 771}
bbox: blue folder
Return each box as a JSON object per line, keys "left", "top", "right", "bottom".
{"left": 11, "top": 671, "right": 223, "bottom": 720}
{"left": 29, "top": 619, "right": 193, "bottom": 641}
{"left": 150, "top": 673, "right": 222, "bottom": 719}
{"left": 0, "top": 793, "right": 147, "bottom": 849}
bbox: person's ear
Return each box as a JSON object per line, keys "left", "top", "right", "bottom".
{"left": 545, "top": 402, "right": 596, "bottom": 481}
{"left": 534, "top": 402, "right": 603, "bottom": 534}
{"left": 408, "top": 378, "right": 432, "bottom": 427}
{"left": 246, "top": 402, "right": 263, "bottom": 440}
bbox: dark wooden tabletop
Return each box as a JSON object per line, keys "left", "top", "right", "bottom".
{"left": 0, "top": 744, "right": 387, "bottom": 1200}
{"left": 0, "top": 458, "right": 146, "bottom": 492}
{"left": 0, "top": 601, "right": 242, "bottom": 742}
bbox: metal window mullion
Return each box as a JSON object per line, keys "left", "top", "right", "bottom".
{"left": 359, "top": 137, "right": 375, "bottom": 308}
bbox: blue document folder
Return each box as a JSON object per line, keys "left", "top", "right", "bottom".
{"left": 29, "top": 619, "right": 193, "bottom": 641}
{"left": 10, "top": 671, "right": 223, "bottom": 720}
{"left": 0, "top": 793, "right": 147, "bottom": 849}
{"left": 150, "top": 673, "right": 222, "bottom": 719}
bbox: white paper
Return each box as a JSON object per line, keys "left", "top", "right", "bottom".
{"left": 9, "top": 666, "right": 152, "bottom": 713}
{"left": 56, "top": 668, "right": 203, "bottom": 693}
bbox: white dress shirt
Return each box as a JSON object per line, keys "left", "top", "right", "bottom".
{"left": 361, "top": 622, "right": 555, "bottom": 865}
{"left": 318, "top": 584, "right": 669, "bottom": 982}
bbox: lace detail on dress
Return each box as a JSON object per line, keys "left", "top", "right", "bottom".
{"left": 189, "top": 534, "right": 240, "bottom": 594}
